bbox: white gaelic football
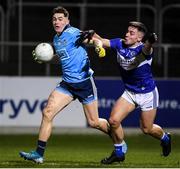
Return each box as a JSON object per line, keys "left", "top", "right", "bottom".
{"left": 35, "top": 43, "right": 54, "bottom": 61}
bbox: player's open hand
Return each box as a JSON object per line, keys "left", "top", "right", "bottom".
{"left": 75, "top": 30, "right": 95, "bottom": 46}
{"left": 32, "top": 50, "right": 42, "bottom": 64}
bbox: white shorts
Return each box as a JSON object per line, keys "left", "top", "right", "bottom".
{"left": 121, "top": 87, "right": 159, "bottom": 111}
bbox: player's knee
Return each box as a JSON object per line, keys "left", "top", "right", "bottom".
{"left": 109, "top": 117, "right": 119, "bottom": 128}
{"left": 42, "top": 107, "right": 53, "bottom": 122}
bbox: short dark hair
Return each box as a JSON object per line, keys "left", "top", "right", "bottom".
{"left": 52, "top": 6, "right": 69, "bottom": 18}
{"left": 128, "top": 21, "right": 147, "bottom": 34}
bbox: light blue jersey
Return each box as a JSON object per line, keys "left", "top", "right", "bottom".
{"left": 53, "top": 25, "right": 93, "bottom": 83}
{"left": 110, "top": 38, "right": 156, "bottom": 93}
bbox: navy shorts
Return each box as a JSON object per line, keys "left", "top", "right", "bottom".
{"left": 55, "top": 77, "right": 97, "bottom": 104}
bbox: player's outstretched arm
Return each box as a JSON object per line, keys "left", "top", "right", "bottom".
{"left": 92, "top": 38, "right": 106, "bottom": 57}
{"left": 93, "top": 33, "right": 111, "bottom": 48}
{"left": 76, "top": 30, "right": 110, "bottom": 48}
{"left": 75, "top": 30, "right": 95, "bottom": 45}
{"left": 92, "top": 34, "right": 111, "bottom": 57}
{"left": 75, "top": 30, "right": 111, "bottom": 57}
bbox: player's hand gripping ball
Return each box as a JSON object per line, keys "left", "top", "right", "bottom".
{"left": 33, "top": 43, "right": 54, "bottom": 63}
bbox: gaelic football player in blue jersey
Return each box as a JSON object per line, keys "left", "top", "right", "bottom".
{"left": 19, "top": 6, "right": 109, "bottom": 163}
{"left": 94, "top": 21, "right": 171, "bottom": 164}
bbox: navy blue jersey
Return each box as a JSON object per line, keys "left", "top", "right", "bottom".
{"left": 53, "top": 25, "right": 93, "bottom": 83}
{"left": 110, "top": 38, "right": 156, "bottom": 93}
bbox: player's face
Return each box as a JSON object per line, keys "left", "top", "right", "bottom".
{"left": 52, "top": 13, "right": 69, "bottom": 34}
{"left": 124, "top": 26, "right": 143, "bottom": 47}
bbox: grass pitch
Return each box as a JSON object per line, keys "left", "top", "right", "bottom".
{"left": 0, "top": 133, "right": 179, "bottom": 168}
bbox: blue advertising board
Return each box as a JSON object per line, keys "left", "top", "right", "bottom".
{"left": 96, "top": 79, "right": 180, "bottom": 128}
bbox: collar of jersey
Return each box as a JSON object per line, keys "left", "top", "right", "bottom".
{"left": 57, "top": 24, "right": 71, "bottom": 36}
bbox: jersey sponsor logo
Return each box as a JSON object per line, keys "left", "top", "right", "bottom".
{"left": 120, "top": 49, "right": 126, "bottom": 54}
{"left": 130, "top": 51, "right": 136, "bottom": 57}
{"left": 117, "top": 54, "right": 137, "bottom": 70}
{"left": 119, "top": 49, "right": 137, "bottom": 58}
{"left": 117, "top": 52, "right": 147, "bottom": 70}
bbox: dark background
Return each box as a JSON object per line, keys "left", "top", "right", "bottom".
{"left": 0, "top": 0, "right": 180, "bottom": 77}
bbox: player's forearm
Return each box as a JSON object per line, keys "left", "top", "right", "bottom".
{"left": 93, "top": 33, "right": 110, "bottom": 48}
{"left": 142, "top": 42, "right": 153, "bottom": 55}
{"left": 142, "top": 32, "right": 157, "bottom": 55}
{"left": 93, "top": 33, "right": 102, "bottom": 40}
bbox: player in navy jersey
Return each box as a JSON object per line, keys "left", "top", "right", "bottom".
{"left": 93, "top": 21, "right": 171, "bottom": 164}
{"left": 19, "top": 6, "right": 110, "bottom": 163}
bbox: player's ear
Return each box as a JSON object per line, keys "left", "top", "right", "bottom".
{"left": 138, "top": 32, "right": 144, "bottom": 42}
{"left": 66, "top": 18, "right": 70, "bottom": 24}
